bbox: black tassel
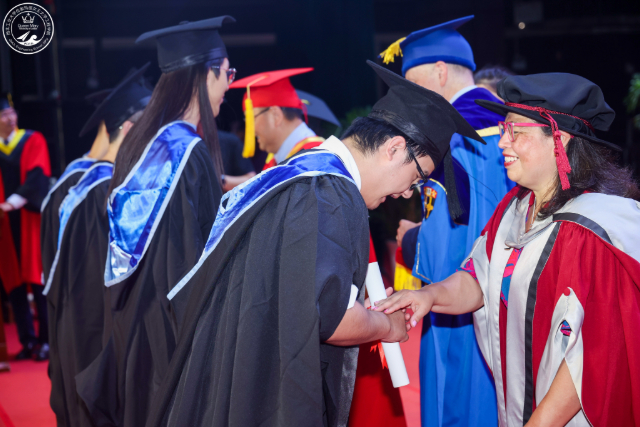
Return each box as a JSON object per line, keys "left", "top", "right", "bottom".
{"left": 444, "top": 150, "right": 464, "bottom": 220}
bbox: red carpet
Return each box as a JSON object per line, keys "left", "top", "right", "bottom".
{"left": 0, "top": 321, "right": 421, "bottom": 427}
{"left": 399, "top": 319, "right": 422, "bottom": 427}
{"left": 0, "top": 323, "right": 55, "bottom": 427}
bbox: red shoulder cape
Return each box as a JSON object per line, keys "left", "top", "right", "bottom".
{"left": 482, "top": 187, "right": 640, "bottom": 425}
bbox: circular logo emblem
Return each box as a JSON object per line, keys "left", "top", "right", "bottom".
{"left": 3, "top": 3, "right": 54, "bottom": 54}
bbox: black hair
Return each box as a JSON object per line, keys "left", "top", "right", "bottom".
{"left": 474, "top": 65, "right": 514, "bottom": 93}
{"left": 280, "top": 107, "right": 304, "bottom": 122}
{"left": 108, "top": 59, "right": 224, "bottom": 195}
{"left": 518, "top": 124, "right": 640, "bottom": 219}
{"left": 341, "top": 115, "right": 426, "bottom": 164}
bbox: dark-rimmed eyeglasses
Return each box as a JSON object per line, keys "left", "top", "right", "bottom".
{"left": 211, "top": 66, "right": 237, "bottom": 85}
{"left": 407, "top": 144, "right": 428, "bottom": 191}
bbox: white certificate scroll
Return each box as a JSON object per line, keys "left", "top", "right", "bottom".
{"left": 365, "top": 262, "right": 410, "bottom": 388}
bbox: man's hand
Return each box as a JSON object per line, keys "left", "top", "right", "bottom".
{"left": 383, "top": 310, "right": 410, "bottom": 343}
{"left": 396, "top": 219, "right": 420, "bottom": 246}
{"left": 0, "top": 202, "right": 13, "bottom": 213}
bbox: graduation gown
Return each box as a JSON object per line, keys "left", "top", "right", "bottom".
{"left": 41, "top": 157, "right": 97, "bottom": 290}
{"left": 75, "top": 121, "right": 222, "bottom": 427}
{"left": 467, "top": 187, "right": 640, "bottom": 426}
{"left": 146, "top": 149, "right": 370, "bottom": 427}
{"left": 0, "top": 129, "right": 50, "bottom": 289}
{"left": 44, "top": 161, "right": 113, "bottom": 427}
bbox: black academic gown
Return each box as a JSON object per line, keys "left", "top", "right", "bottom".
{"left": 146, "top": 173, "right": 369, "bottom": 427}
{"left": 47, "top": 167, "right": 111, "bottom": 427}
{"left": 41, "top": 169, "right": 87, "bottom": 289}
{"left": 76, "top": 142, "right": 222, "bottom": 427}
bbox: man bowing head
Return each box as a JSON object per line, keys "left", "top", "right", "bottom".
{"left": 147, "top": 60, "right": 487, "bottom": 427}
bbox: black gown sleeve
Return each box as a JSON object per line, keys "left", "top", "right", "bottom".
{"left": 16, "top": 166, "right": 49, "bottom": 211}
{"left": 311, "top": 176, "right": 369, "bottom": 342}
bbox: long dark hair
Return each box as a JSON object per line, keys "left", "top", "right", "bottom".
{"left": 518, "top": 125, "right": 640, "bottom": 219}
{"left": 108, "top": 60, "right": 224, "bottom": 195}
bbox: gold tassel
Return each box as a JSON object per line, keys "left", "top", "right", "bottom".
{"left": 7, "top": 93, "right": 14, "bottom": 109}
{"left": 242, "top": 97, "right": 255, "bottom": 158}
{"left": 394, "top": 262, "right": 421, "bottom": 292}
{"left": 379, "top": 37, "right": 406, "bottom": 64}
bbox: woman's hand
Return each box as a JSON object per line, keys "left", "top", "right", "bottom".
{"left": 373, "top": 288, "right": 434, "bottom": 328}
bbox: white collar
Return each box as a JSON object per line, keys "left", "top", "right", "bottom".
{"left": 449, "top": 85, "right": 477, "bottom": 104}
{"left": 318, "top": 136, "right": 362, "bottom": 190}
{"left": 1, "top": 129, "right": 15, "bottom": 144}
{"left": 275, "top": 122, "right": 316, "bottom": 164}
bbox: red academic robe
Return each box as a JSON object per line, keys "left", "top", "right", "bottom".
{"left": 0, "top": 173, "right": 22, "bottom": 293}
{"left": 0, "top": 130, "right": 51, "bottom": 290}
{"left": 476, "top": 186, "right": 640, "bottom": 426}
{"left": 348, "top": 238, "right": 407, "bottom": 427}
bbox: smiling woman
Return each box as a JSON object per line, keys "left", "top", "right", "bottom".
{"left": 375, "top": 73, "right": 640, "bottom": 426}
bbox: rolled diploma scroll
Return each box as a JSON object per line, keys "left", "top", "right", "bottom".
{"left": 365, "top": 261, "right": 410, "bottom": 388}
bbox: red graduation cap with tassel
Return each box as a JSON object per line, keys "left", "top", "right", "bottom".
{"left": 229, "top": 68, "right": 314, "bottom": 158}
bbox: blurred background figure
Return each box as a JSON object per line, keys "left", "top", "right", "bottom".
{"left": 0, "top": 93, "right": 51, "bottom": 362}
{"left": 474, "top": 65, "right": 515, "bottom": 101}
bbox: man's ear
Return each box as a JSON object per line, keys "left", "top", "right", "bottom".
{"left": 384, "top": 135, "right": 407, "bottom": 161}
{"left": 271, "top": 106, "right": 284, "bottom": 126}
{"left": 121, "top": 120, "right": 135, "bottom": 138}
{"left": 435, "top": 61, "right": 448, "bottom": 88}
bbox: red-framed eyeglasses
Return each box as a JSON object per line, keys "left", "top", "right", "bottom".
{"left": 498, "top": 121, "right": 549, "bottom": 142}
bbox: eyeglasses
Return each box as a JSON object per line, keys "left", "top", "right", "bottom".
{"left": 211, "top": 66, "right": 237, "bottom": 85}
{"left": 498, "top": 121, "right": 549, "bottom": 142}
{"left": 407, "top": 144, "right": 428, "bottom": 191}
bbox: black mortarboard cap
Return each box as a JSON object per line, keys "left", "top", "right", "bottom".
{"left": 475, "top": 73, "right": 618, "bottom": 151}
{"left": 136, "top": 16, "right": 235, "bottom": 74}
{"left": 367, "top": 60, "right": 485, "bottom": 219}
{"left": 85, "top": 89, "right": 112, "bottom": 107}
{"left": 79, "top": 63, "right": 153, "bottom": 137}
{"left": 295, "top": 89, "right": 340, "bottom": 127}
{"left": 0, "top": 93, "right": 13, "bottom": 111}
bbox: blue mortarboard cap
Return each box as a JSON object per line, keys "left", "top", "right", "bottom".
{"left": 380, "top": 16, "right": 476, "bottom": 75}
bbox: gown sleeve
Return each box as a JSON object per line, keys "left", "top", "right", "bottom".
{"left": 531, "top": 223, "right": 640, "bottom": 426}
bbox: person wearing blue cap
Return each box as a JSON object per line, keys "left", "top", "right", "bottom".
{"left": 45, "top": 64, "right": 152, "bottom": 427}
{"left": 381, "top": 15, "right": 514, "bottom": 427}
{"left": 74, "top": 16, "right": 235, "bottom": 427}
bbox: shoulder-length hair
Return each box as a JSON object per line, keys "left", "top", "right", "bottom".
{"left": 107, "top": 60, "right": 224, "bottom": 196}
{"left": 518, "top": 124, "right": 640, "bottom": 219}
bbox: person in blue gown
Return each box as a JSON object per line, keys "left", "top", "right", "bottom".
{"left": 381, "top": 15, "right": 515, "bottom": 427}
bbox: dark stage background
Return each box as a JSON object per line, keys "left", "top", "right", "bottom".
{"left": 1, "top": 0, "right": 639, "bottom": 176}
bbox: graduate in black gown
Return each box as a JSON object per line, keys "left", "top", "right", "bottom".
{"left": 44, "top": 64, "right": 152, "bottom": 427}
{"left": 75, "top": 16, "right": 235, "bottom": 427}
{"left": 146, "top": 61, "right": 488, "bottom": 427}
{"left": 41, "top": 90, "right": 111, "bottom": 300}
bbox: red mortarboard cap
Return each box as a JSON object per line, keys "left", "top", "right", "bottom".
{"left": 229, "top": 68, "right": 313, "bottom": 157}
